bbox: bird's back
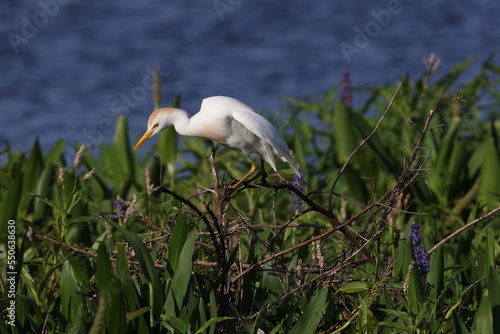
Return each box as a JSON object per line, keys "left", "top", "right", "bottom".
{"left": 200, "top": 96, "right": 256, "bottom": 118}
{"left": 197, "top": 96, "right": 300, "bottom": 176}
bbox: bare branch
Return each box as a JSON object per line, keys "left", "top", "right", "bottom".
{"left": 428, "top": 206, "right": 500, "bottom": 255}
{"left": 329, "top": 82, "right": 404, "bottom": 209}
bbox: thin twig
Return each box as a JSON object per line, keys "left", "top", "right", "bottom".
{"left": 249, "top": 236, "right": 371, "bottom": 320}
{"left": 34, "top": 233, "right": 98, "bottom": 258}
{"left": 247, "top": 181, "right": 376, "bottom": 266}
{"left": 329, "top": 82, "right": 404, "bottom": 211}
{"left": 427, "top": 206, "right": 500, "bottom": 255}
{"left": 34, "top": 232, "right": 166, "bottom": 269}
{"left": 232, "top": 226, "right": 337, "bottom": 283}
{"left": 157, "top": 186, "right": 222, "bottom": 261}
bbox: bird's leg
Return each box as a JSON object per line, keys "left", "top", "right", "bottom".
{"left": 259, "top": 157, "right": 268, "bottom": 182}
{"left": 208, "top": 140, "right": 219, "bottom": 157}
{"left": 248, "top": 157, "right": 266, "bottom": 184}
{"left": 208, "top": 140, "right": 220, "bottom": 191}
{"left": 231, "top": 156, "right": 257, "bottom": 188}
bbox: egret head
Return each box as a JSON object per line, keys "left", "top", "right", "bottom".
{"left": 134, "top": 108, "right": 182, "bottom": 150}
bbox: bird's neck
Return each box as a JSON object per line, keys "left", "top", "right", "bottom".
{"left": 171, "top": 110, "right": 197, "bottom": 137}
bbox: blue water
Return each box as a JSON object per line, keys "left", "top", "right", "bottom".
{"left": 1, "top": 0, "right": 498, "bottom": 160}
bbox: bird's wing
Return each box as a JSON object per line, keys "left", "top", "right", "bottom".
{"left": 231, "top": 110, "right": 300, "bottom": 176}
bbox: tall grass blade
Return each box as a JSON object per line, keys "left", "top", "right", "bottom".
{"left": 116, "top": 244, "right": 149, "bottom": 331}
{"left": 290, "top": 287, "right": 328, "bottom": 334}
{"left": 96, "top": 242, "right": 127, "bottom": 334}
{"left": 405, "top": 239, "right": 427, "bottom": 313}
{"left": 33, "top": 164, "right": 52, "bottom": 219}
{"left": 195, "top": 317, "right": 236, "bottom": 334}
{"left": 452, "top": 311, "right": 470, "bottom": 334}
{"left": 472, "top": 293, "right": 493, "bottom": 333}
{"left": 478, "top": 136, "right": 500, "bottom": 205}
{"left": 167, "top": 214, "right": 188, "bottom": 273}
{"left": 22, "top": 138, "right": 43, "bottom": 199}
{"left": 60, "top": 256, "right": 85, "bottom": 333}
{"left": 171, "top": 233, "right": 195, "bottom": 308}
{"left": 109, "top": 221, "right": 157, "bottom": 283}
{"left": 428, "top": 246, "right": 444, "bottom": 302}
{"left": 44, "top": 139, "right": 66, "bottom": 166}
{"left": 333, "top": 100, "right": 357, "bottom": 163}
{"left": 113, "top": 116, "right": 136, "bottom": 186}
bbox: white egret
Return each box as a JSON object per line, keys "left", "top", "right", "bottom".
{"left": 134, "top": 96, "right": 300, "bottom": 187}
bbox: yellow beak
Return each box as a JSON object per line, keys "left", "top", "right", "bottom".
{"left": 134, "top": 129, "right": 155, "bottom": 150}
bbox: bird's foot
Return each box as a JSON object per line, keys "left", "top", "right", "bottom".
{"left": 229, "top": 179, "right": 244, "bottom": 189}
{"left": 208, "top": 140, "right": 219, "bottom": 156}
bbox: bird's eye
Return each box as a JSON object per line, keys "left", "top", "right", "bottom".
{"left": 152, "top": 123, "right": 159, "bottom": 129}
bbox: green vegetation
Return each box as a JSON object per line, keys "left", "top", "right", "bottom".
{"left": 1, "top": 54, "right": 500, "bottom": 333}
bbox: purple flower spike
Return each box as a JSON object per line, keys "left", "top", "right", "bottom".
{"left": 409, "top": 223, "right": 430, "bottom": 275}
{"left": 113, "top": 198, "right": 126, "bottom": 218}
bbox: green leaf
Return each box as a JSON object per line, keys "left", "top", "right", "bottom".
{"left": 116, "top": 244, "right": 149, "bottom": 331}
{"left": 333, "top": 100, "right": 357, "bottom": 163}
{"left": 290, "top": 287, "right": 328, "bottom": 334}
{"left": 166, "top": 316, "right": 190, "bottom": 333}
{"left": 485, "top": 228, "right": 496, "bottom": 273}
{"left": 60, "top": 256, "right": 85, "bottom": 330}
{"left": 350, "top": 111, "right": 398, "bottom": 172}
{"left": 96, "top": 242, "right": 127, "bottom": 334}
{"left": 108, "top": 222, "right": 164, "bottom": 323}
{"left": 434, "top": 57, "right": 474, "bottom": 88}
{"left": 433, "top": 119, "right": 461, "bottom": 174}
{"left": 467, "top": 139, "right": 487, "bottom": 177}
{"left": 109, "top": 221, "right": 157, "bottom": 283}
{"left": 478, "top": 136, "right": 500, "bottom": 205}
{"left": 489, "top": 268, "right": 500, "bottom": 334}
{"left": 30, "top": 193, "right": 66, "bottom": 217}
{"left": 44, "top": 139, "right": 66, "bottom": 166}
{"left": 209, "top": 290, "right": 217, "bottom": 325}
{"left": 405, "top": 239, "right": 427, "bottom": 313}
{"left": 473, "top": 293, "right": 493, "bottom": 333}
{"left": 171, "top": 233, "right": 195, "bottom": 308}
{"left": 428, "top": 246, "right": 444, "bottom": 302}
{"left": 452, "top": 311, "right": 470, "bottom": 334}
{"left": 338, "top": 281, "right": 370, "bottom": 294}
{"left": 379, "top": 308, "right": 408, "bottom": 319}
{"left": 60, "top": 248, "right": 90, "bottom": 284}
{"left": 171, "top": 93, "right": 181, "bottom": 108}
{"left": 195, "top": 317, "right": 235, "bottom": 334}
{"left": 167, "top": 215, "right": 188, "bottom": 273}
{"left": 293, "top": 132, "right": 306, "bottom": 172}
{"left": 22, "top": 138, "right": 44, "bottom": 198}
{"left": 126, "top": 306, "right": 152, "bottom": 322}
{"left": 32, "top": 163, "right": 53, "bottom": 219}
{"left": 157, "top": 126, "right": 178, "bottom": 167}
{"left": 152, "top": 273, "right": 165, "bottom": 325}
{"left": 114, "top": 115, "right": 136, "bottom": 181}
{"left": 377, "top": 321, "right": 412, "bottom": 331}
